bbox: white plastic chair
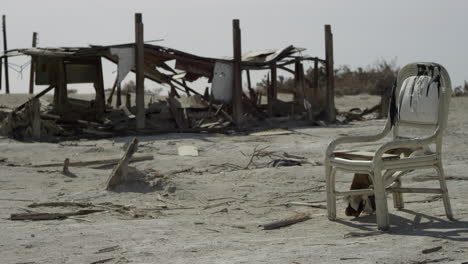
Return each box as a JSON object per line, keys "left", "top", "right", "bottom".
{"left": 324, "top": 62, "right": 454, "bottom": 230}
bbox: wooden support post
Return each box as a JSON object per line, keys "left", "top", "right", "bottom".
{"left": 94, "top": 58, "right": 106, "bottom": 120}
{"left": 324, "top": 24, "right": 336, "bottom": 122}
{"left": 116, "top": 82, "right": 122, "bottom": 107}
{"left": 29, "top": 98, "right": 41, "bottom": 140}
{"left": 313, "top": 58, "right": 319, "bottom": 90}
{"left": 268, "top": 63, "right": 277, "bottom": 116}
{"left": 294, "top": 58, "right": 302, "bottom": 103}
{"left": 2, "top": 15, "right": 10, "bottom": 94}
{"left": 55, "top": 60, "right": 67, "bottom": 114}
{"left": 135, "top": 13, "right": 145, "bottom": 129}
{"left": 0, "top": 53, "right": 3, "bottom": 91}
{"left": 232, "top": 19, "right": 243, "bottom": 126}
{"left": 125, "top": 92, "right": 131, "bottom": 109}
{"left": 246, "top": 70, "right": 257, "bottom": 106}
{"left": 29, "top": 32, "right": 38, "bottom": 94}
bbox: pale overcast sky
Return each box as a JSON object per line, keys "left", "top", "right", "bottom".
{"left": 2, "top": 0, "right": 468, "bottom": 93}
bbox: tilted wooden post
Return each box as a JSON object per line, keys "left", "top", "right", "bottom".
{"left": 2, "top": 15, "right": 10, "bottom": 94}
{"left": 232, "top": 19, "right": 243, "bottom": 126}
{"left": 29, "top": 32, "right": 38, "bottom": 94}
{"left": 106, "top": 138, "right": 139, "bottom": 190}
{"left": 135, "top": 13, "right": 145, "bottom": 129}
{"left": 324, "top": 24, "right": 336, "bottom": 122}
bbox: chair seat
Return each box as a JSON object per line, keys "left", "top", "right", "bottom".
{"left": 330, "top": 150, "right": 439, "bottom": 172}
{"left": 333, "top": 150, "right": 400, "bottom": 161}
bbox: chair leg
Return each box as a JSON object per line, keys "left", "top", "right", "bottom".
{"left": 325, "top": 164, "right": 337, "bottom": 220}
{"left": 373, "top": 169, "right": 390, "bottom": 230}
{"left": 435, "top": 162, "right": 454, "bottom": 220}
{"left": 392, "top": 178, "right": 404, "bottom": 209}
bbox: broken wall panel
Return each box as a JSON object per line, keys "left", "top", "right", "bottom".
{"left": 36, "top": 57, "right": 99, "bottom": 85}
{"left": 211, "top": 62, "right": 233, "bottom": 103}
{"left": 110, "top": 47, "right": 135, "bottom": 85}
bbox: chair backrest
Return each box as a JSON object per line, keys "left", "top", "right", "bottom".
{"left": 391, "top": 63, "right": 452, "bottom": 147}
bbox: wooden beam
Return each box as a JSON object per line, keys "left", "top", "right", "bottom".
{"left": 2, "top": 15, "right": 9, "bottom": 94}
{"left": 232, "top": 19, "right": 243, "bottom": 126}
{"left": 324, "top": 24, "right": 336, "bottom": 122}
{"left": 135, "top": 13, "right": 145, "bottom": 129}
{"left": 29, "top": 32, "right": 38, "bottom": 94}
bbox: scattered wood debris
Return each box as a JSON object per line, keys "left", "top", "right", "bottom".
{"left": 261, "top": 212, "right": 311, "bottom": 230}
{"left": 250, "top": 128, "right": 293, "bottom": 136}
{"left": 10, "top": 209, "right": 105, "bottom": 221}
{"left": 94, "top": 245, "right": 121, "bottom": 254}
{"left": 32, "top": 153, "right": 153, "bottom": 168}
{"left": 90, "top": 258, "right": 115, "bottom": 264}
{"left": 28, "top": 202, "right": 93, "bottom": 208}
{"left": 343, "top": 230, "right": 384, "bottom": 238}
{"left": 422, "top": 246, "right": 442, "bottom": 254}
{"left": 278, "top": 202, "right": 327, "bottom": 209}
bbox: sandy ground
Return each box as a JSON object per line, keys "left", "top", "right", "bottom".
{"left": 1, "top": 94, "right": 467, "bottom": 264}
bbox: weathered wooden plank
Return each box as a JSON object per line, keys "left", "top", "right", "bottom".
{"left": 261, "top": 212, "right": 311, "bottom": 230}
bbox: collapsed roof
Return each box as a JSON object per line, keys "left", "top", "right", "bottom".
{"left": 1, "top": 43, "right": 305, "bottom": 85}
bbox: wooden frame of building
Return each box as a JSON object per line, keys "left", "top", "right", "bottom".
{"left": 0, "top": 16, "right": 336, "bottom": 130}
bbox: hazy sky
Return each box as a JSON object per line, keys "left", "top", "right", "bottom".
{"left": 2, "top": 0, "right": 468, "bottom": 93}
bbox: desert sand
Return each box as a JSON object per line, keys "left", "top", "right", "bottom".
{"left": 1, "top": 94, "right": 467, "bottom": 264}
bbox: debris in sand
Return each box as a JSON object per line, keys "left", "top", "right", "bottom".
{"left": 32, "top": 153, "right": 153, "bottom": 168}
{"left": 278, "top": 202, "right": 327, "bottom": 209}
{"left": 261, "top": 212, "right": 311, "bottom": 230}
{"left": 343, "top": 230, "right": 383, "bottom": 238}
{"left": 177, "top": 145, "right": 199, "bottom": 156}
{"left": 422, "top": 246, "right": 442, "bottom": 254}
{"left": 28, "top": 202, "right": 93, "bottom": 208}
{"left": 61, "top": 158, "right": 72, "bottom": 176}
{"left": 250, "top": 128, "right": 293, "bottom": 136}
{"left": 268, "top": 159, "right": 302, "bottom": 168}
{"left": 90, "top": 258, "right": 115, "bottom": 264}
{"left": 94, "top": 245, "right": 121, "bottom": 254}
{"left": 10, "top": 209, "right": 105, "bottom": 221}
{"left": 106, "top": 138, "right": 139, "bottom": 190}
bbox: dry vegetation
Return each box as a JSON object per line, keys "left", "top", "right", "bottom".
{"left": 256, "top": 59, "right": 399, "bottom": 97}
